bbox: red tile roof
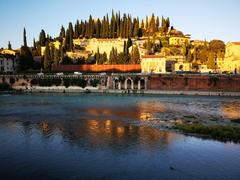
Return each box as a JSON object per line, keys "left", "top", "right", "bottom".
{"left": 141, "top": 55, "right": 164, "bottom": 59}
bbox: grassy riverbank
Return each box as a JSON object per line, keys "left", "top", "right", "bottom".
{"left": 175, "top": 123, "right": 240, "bottom": 143}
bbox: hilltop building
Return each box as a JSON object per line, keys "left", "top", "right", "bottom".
{"left": 141, "top": 55, "right": 190, "bottom": 73}
{"left": 73, "top": 38, "right": 126, "bottom": 58}
{"left": 219, "top": 42, "right": 240, "bottom": 73}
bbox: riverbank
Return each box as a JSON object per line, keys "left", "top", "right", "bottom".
{"left": 174, "top": 123, "right": 240, "bottom": 143}
{"left": 12, "top": 86, "right": 240, "bottom": 96}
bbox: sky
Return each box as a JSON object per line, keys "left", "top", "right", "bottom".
{"left": 0, "top": 0, "right": 240, "bottom": 49}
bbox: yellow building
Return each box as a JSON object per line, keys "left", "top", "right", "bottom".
{"left": 173, "top": 56, "right": 191, "bottom": 71}
{"left": 141, "top": 55, "right": 167, "bottom": 73}
{"left": 221, "top": 42, "right": 240, "bottom": 73}
{"left": 74, "top": 38, "right": 126, "bottom": 58}
{"left": 141, "top": 55, "right": 191, "bottom": 73}
{"left": 169, "top": 36, "right": 190, "bottom": 46}
{"left": 66, "top": 50, "right": 91, "bottom": 60}
{"left": 0, "top": 49, "right": 16, "bottom": 55}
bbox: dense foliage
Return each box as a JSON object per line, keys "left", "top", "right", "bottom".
{"left": 175, "top": 123, "right": 240, "bottom": 143}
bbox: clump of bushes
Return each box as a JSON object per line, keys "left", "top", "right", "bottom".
{"left": 30, "top": 78, "right": 62, "bottom": 87}
{"left": 175, "top": 123, "right": 240, "bottom": 143}
{"left": 0, "top": 82, "right": 12, "bottom": 91}
{"left": 90, "top": 79, "right": 100, "bottom": 87}
{"left": 63, "top": 78, "right": 87, "bottom": 88}
{"left": 9, "top": 77, "right": 15, "bottom": 85}
{"left": 30, "top": 77, "right": 88, "bottom": 88}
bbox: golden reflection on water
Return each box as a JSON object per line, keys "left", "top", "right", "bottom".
{"left": 221, "top": 102, "right": 240, "bottom": 119}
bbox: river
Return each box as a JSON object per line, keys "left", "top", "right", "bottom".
{"left": 0, "top": 93, "right": 240, "bottom": 180}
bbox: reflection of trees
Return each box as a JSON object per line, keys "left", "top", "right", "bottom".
{"left": 221, "top": 102, "right": 240, "bottom": 119}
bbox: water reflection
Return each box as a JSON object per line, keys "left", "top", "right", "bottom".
{"left": 1, "top": 94, "right": 240, "bottom": 179}
{"left": 221, "top": 102, "right": 240, "bottom": 119}
{"left": 20, "top": 118, "right": 180, "bottom": 151}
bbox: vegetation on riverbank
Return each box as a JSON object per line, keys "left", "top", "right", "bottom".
{"left": 0, "top": 83, "right": 12, "bottom": 91}
{"left": 30, "top": 77, "right": 91, "bottom": 88}
{"left": 175, "top": 123, "right": 240, "bottom": 143}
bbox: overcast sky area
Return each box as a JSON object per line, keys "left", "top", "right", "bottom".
{"left": 0, "top": 0, "right": 240, "bottom": 49}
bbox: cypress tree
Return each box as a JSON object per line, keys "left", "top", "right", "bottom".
{"left": 44, "top": 41, "right": 50, "bottom": 70}
{"left": 130, "top": 46, "right": 140, "bottom": 64}
{"left": 156, "top": 16, "right": 160, "bottom": 30}
{"left": 53, "top": 46, "right": 60, "bottom": 64}
{"left": 59, "top": 26, "right": 65, "bottom": 39}
{"left": 33, "top": 38, "right": 36, "bottom": 49}
{"left": 96, "top": 19, "right": 101, "bottom": 38}
{"left": 106, "top": 14, "right": 110, "bottom": 38}
{"left": 23, "top": 28, "right": 27, "bottom": 47}
{"left": 149, "top": 13, "right": 156, "bottom": 34}
{"left": 68, "top": 22, "right": 73, "bottom": 50}
{"left": 74, "top": 20, "right": 80, "bottom": 38}
{"left": 102, "top": 52, "right": 107, "bottom": 64}
{"left": 101, "top": 16, "right": 106, "bottom": 38}
{"left": 8, "top": 41, "right": 12, "bottom": 50}
{"left": 96, "top": 47, "right": 100, "bottom": 64}
{"left": 133, "top": 18, "right": 139, "bottom": 37}
{"left": 39, "top": 29, "right": 46, "bottom": 46}
{"left": 123, "top": 14, "right": 127, "bottom": 38}
{"left": 89, "top": 15, "right": 93, "bottom": 38}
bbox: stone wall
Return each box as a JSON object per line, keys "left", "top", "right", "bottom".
{"left": 147, "top": 74, "right": 240, "bottom": 92}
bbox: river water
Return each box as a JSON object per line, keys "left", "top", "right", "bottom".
{"left": 0, "top": 94, "right": 240, "bottom": 180}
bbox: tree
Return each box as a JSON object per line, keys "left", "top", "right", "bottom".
{"left": 23, "top": 28, "right": 27, "bottom": 47}
{"left": 74, "top": 20, "right": 80, "bottom": 38}
{"left": 95, "top": 47, "right": 100, "bottom": 64}
{"left": 68, "top": 22, "right": 74, "bottom": 51}
{"left": 53, "top": 47, "right": 60, "bottom": 65}
{"left": 127, "top": 37, "right": 132, "bottom": 49}
{"left": 44, "top": 42, "right": 51, "bottom": 70}
{"left": 96, "top": 19, "right": 101, "bottom": 38}
{"left": 149, "top": 13, "right": 156, "bottom": 34}
{"left": 8, "top": 41, "right": 12, "bottom": 50}
{"left": 18, "top": 46, "right": 34, "bottom": 71}
{"left": 133, "top": 18, "right": 140, "bottom": 37}
{"left": 39, "top": 29, "right": 46, "bottom": 46}
{"left": 59, "top": 25, "right": 65, "bottom": 39}
{"left": 109, "top": 47, "right": 118, "bottom": 64}
{"left": 130, "top": 46, "right": 140, "bottom": 64}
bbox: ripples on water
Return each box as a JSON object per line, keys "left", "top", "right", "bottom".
{"left": 0, "top": 94, "right": 240, "bottom": 180}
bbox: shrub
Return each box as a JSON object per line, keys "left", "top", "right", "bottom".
{"left": 9, "top": 77, "right": 15, "bottom": 85}
{"left": 0, "top": 83, "right": 12, "bottom": 91}
{"left": 175, "top": 123, "right": 240, "bottom": 142}
{"left": 90, "top": 79, "right": 100, "bottom": 87}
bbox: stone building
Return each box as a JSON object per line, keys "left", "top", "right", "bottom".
{"left": 220, "top": 42, "right": 240, "bottom": 73}
{"left": 0, "top": 53, "right": 17, "bottom": 73}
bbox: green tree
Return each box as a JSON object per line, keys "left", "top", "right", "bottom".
{"left": 68, "top": 22, "right": 74, "bottom": 50}
{"left": 53, "top": 47, "right": 60, "bottom": 65}
{"left": 130, "top": 46, "right": 140, "bottom": 64}
{"left": 23, "top": 28, "right": 27, "bottom": 47}
{"left": 59, "top": 25, "right": 65, "bottom": 39}
{"left": 39, "top": 29, "right": 46, "bottom": 46}
{"left": 8, "top": 41, "right": 12, "bottom": 50}
{"left": 44, "top": 42, "right": 51, "bottom": 70}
